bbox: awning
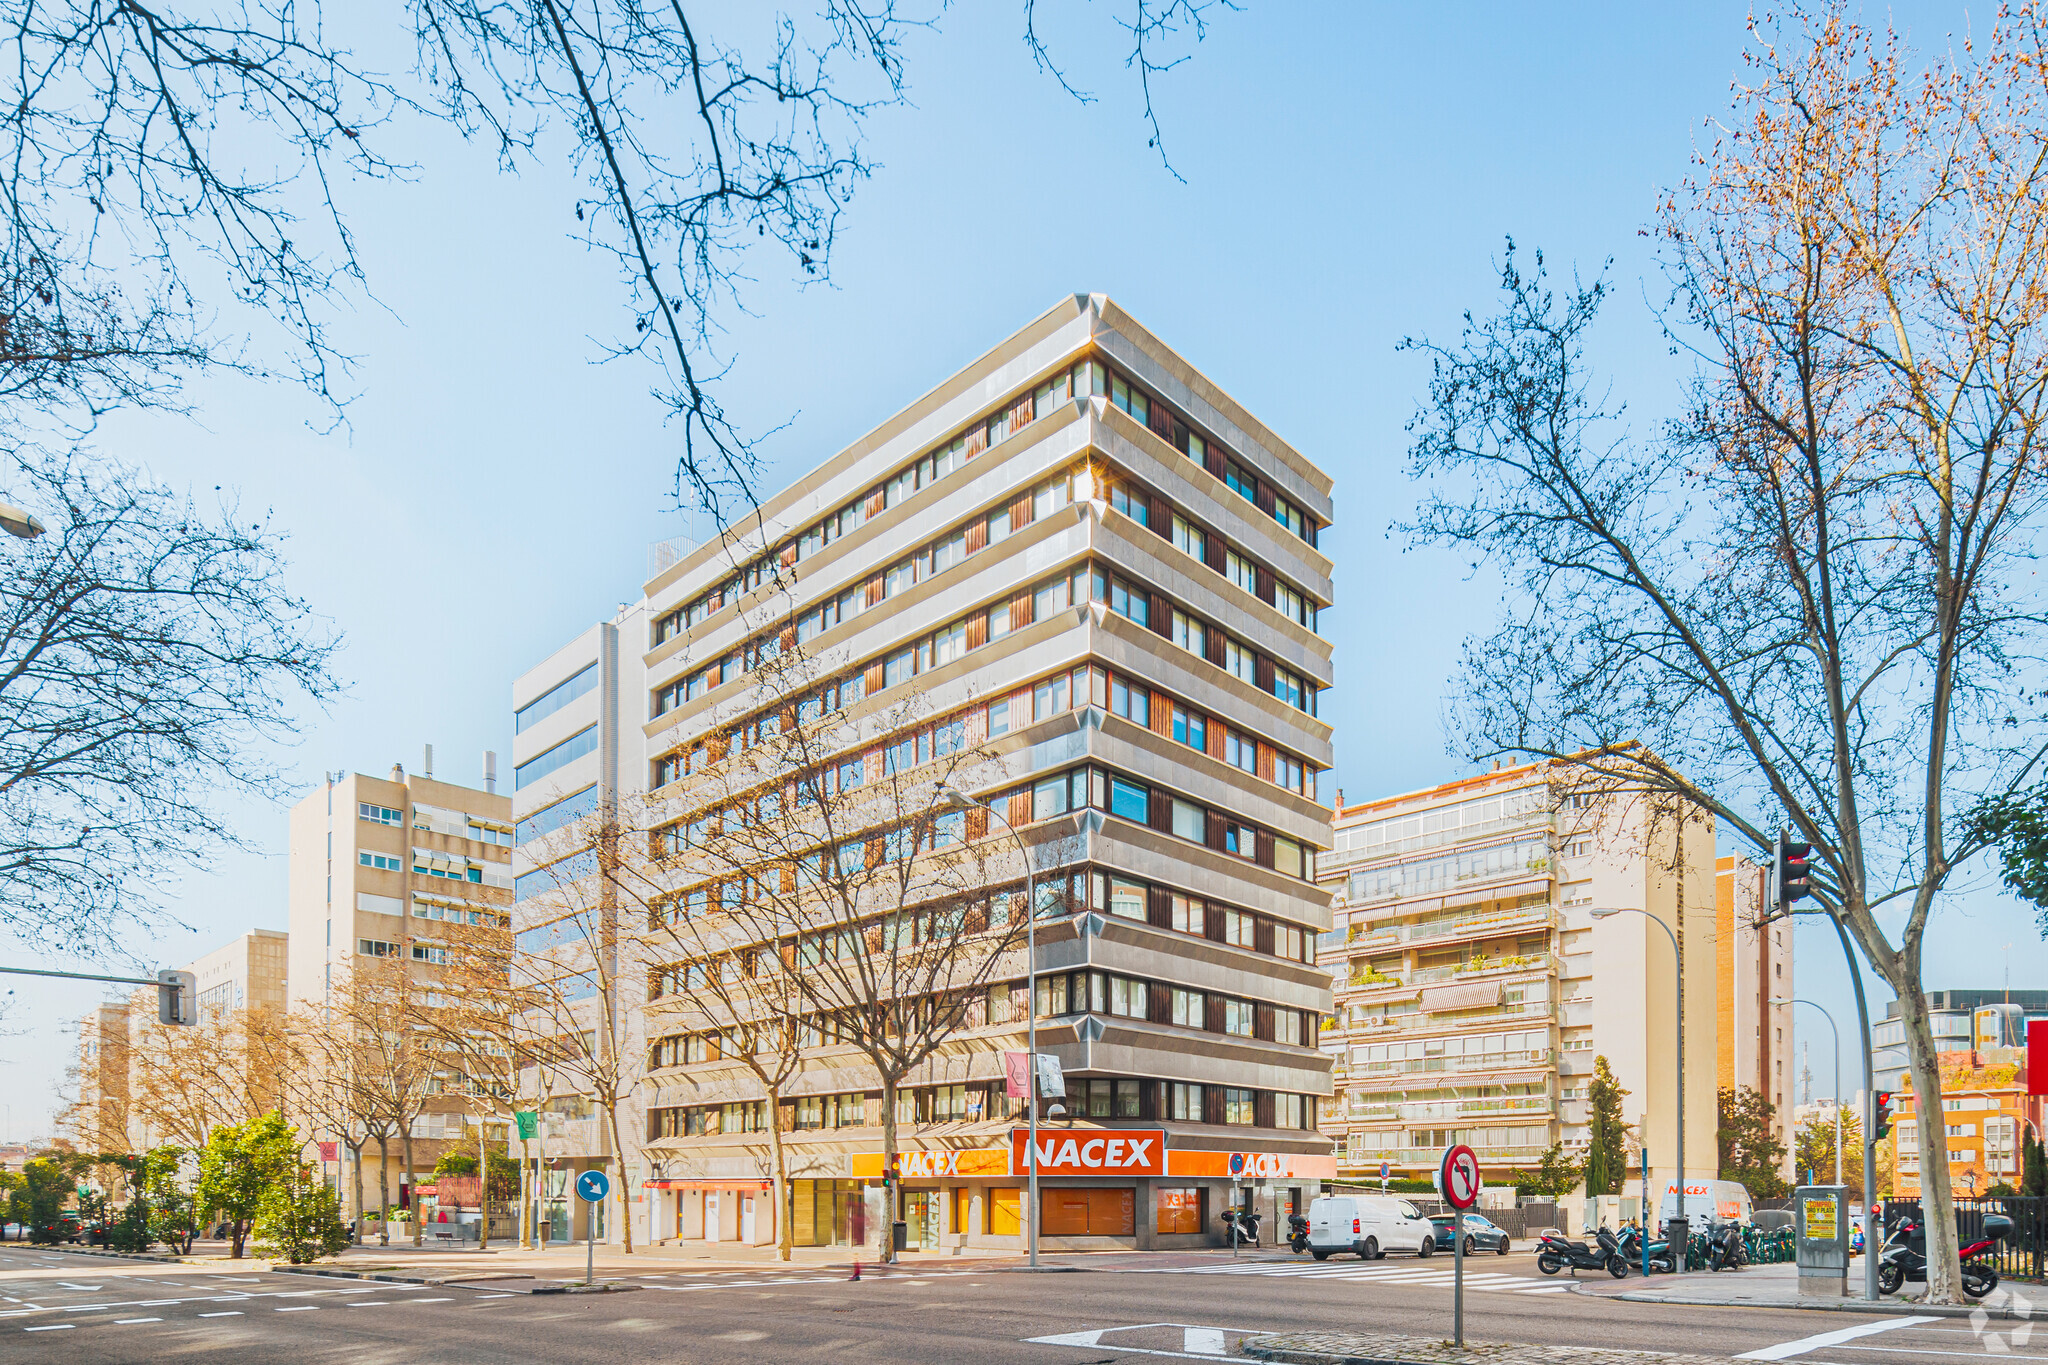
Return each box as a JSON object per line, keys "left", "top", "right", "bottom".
{"left": 643, "top": 1179, "right": 771, "bottom": 1192}
{"left": 1420, "top": 980, "right": 1502, "bottom": 1013}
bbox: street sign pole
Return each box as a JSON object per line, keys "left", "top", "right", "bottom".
{"left": 1453, "top": 1204, "right": 1463, "bottom": 1345}
{"left": 1440, "top": 1144, "right": 1481, "bottom": 1348}
{"left": 574, "top": 1169, "right": 611, "bottom": 1287}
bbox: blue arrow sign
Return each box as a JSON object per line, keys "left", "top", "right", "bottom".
{"left": 575, "top": 1169, "right": 611, "bottom": 1203}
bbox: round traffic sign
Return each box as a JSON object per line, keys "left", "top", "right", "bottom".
{"left": 575, "top": 1169, "right": 611, "bottom": 1203}
{"left": 1440, "top": 1144, "right": 1481, "bottom": 1210}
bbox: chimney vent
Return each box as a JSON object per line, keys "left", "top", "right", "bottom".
{"left": 483, "top": 750, "right": 498, "bottom": 795}
{"left": 423, "top": 743, "right": 434, "bottom": 779}
{"left": 391, "top": 763, "right": 404, "bottom": 782}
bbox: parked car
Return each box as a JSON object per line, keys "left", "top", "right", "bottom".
{"left": 1429, "top": 1212, "right": 1512, "bottom": 1256}
{"left": 1305, "top": 1195, "right": 1441, "bottom": 1261}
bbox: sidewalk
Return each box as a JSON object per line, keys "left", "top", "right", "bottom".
{"left": 1242, "top": 1330, "right": 1730, "bottom": 1365}
{"left": 1569, "top": 1260, "right": 2040, "bottom": 1320}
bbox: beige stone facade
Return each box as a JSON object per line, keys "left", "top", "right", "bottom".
{"left": 1715, "top": 855, "right": 1795, "bottom": 1181}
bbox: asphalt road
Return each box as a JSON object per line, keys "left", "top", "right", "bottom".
{"left": 0, "top": 1245, "right": 2039, "bottom": 1364}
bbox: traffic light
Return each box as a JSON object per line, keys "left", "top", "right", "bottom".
{"left": 1874, "top": 1092, "right": 1894, "bottom": 1141}
{"left": 882, "top": 1164, "right": 899, "bottom": 1193}
{"left": 1773, "top": 833, "right": 1813, "bottom": 912}
{"left": 156, "top": 969, "right": 196, "bottom": 1026}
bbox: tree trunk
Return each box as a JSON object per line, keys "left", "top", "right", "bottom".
{"left": 403, "top": 1130, "right": 419, "bottom": 1246}
{"left": 348, "top": 1138, "right": 365, "bottom": 1245}
{"left": 376, "top": 1132, "right": 391, "bottom": 1247}
{"left": 879, "top": 1077, "right": 898, "bottom": 1265}
{"left": 605, "top": 1101, "right": 634, "bottom": 1255}
{"left": 769, "top": 1085, "right": 792, "bottom": 1261}
{"left": 1895, "top": 986, "right": 1964, "bottom": 1303}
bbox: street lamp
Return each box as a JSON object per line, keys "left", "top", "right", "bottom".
{"left": 1774, "top": 997, "right": 1841, "bottom": 1185}
{"left": 1590, "top": 905, "right": 1683, "bottom": 1272}
{"left": 936, "top": 783, "right": 1039, "bottom": 1269}
{"left": 0, "top": 501, "right": 45, "bottom": 539}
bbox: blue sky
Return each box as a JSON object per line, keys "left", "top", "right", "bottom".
{"left": 7, "top": 2, "right": 2040, "bottom": 1140}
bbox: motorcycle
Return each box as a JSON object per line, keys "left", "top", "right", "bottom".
{"left": 1535, "top": 1226, "right": 1630, "bottom": 1278}
{"left": 1706, "top": 1222, "right": 1748, "bottom": 1272}
{"left": 1876, "top": 1214, "right": 2008, "bottom": 1299}
{"left": 1616, "top": 1222, "right": 1676, "bottom": 1274}
{"left": 1220, "top": 1209, "right": 1262, "bottom": 1248}
{"left": 1287, "top": 1212, "right": 1311, "bottom": 1254}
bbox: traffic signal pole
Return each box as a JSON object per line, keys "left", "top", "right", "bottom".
{"left": 1828, "top": 908, "right": 1879, "bottom": 1302}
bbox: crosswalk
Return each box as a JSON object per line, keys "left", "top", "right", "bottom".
{"left": 1141, "top": 1260, "right": 1571, "bottom": 1294}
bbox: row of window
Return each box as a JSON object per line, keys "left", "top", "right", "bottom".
{"left": 645, "top": 1079, "right": 1319, "bottom": 1138}
{"left": 1034, "top": 969, "right": 1314, "bottom": 1046}
{"left": 1076, "top": 869, "right": 1315, "bottom": 963}
{"left": 356, "top": 938, "right": 451, "bottom": 964}
{"left": 1345, "top": 837, "right": 1551, "bottom": 903}
{"left": 649, "top": 357, "right": 1321, "bottom": 649}
{"left": 1106, "top": 475, "right": 1318, "bottom": 631}
{"left": 1000, "top": 764, "right": 1311, "bottom": 881}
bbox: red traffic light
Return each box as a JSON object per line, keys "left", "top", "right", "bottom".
{"left": 1873, "top": 1092, "right": 1895, "bottom": 1140}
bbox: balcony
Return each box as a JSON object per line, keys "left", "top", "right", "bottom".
{"left": 1409, "top": 952, "right": 1554, "bottom": 986}
{"left": 1337, "top": 1001, "right": 1554, "bottom": 1036}
{"left": 1346, "top": 1095, "right": 1555, "bottom": 1124}
{"left": 1339, "top": 1143, "right": 1551, "bottom": 1171}
{"left": 1344, "top": 1047, "right": 1555, "bottom": 1079}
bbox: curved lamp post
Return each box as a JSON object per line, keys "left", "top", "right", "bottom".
{"left": 1774, "top": 997, "right": 1842, "bottom": 1185}
{"left": 1591, "top": 905, "right": 1682, "bottom": 1273}
{"left": 937, "top": 784, "right": 1038, "bottom": 1269}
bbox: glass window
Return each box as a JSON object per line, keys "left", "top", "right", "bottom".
{"left": 1108, "top": 877, "right": 1146, "bottom": 921}
{"left": 1223, "top": 999, "right": 1254, "bottom": 1036}
{"left": 1172, "top": 515, "right": 1204, "bottom": 561}
{"left": 516, "top": 662, "right": 598, "bottom": 734}
{"left": 1034, "top": 474, "right": 1072, "bottom": 520}
{"left": 1173, "top": 611, "right": 1205, "bottom": 657}
{"left": 515, "top": 725, "right": 598, "bottom": 790}
{"left": 884, "top": 649, "right": 914, "bottom": 688}
{"left": 1109, "top": 776, "right": 1149, "bottom": 823}
{"left": 1172, "top": 705, "right": 1205, "bottom": 750}
{"left": 1033, "top": 672, "right": 1070, "bottom": 720}
{"left": 1171, "top": 988, "right": 1203, "bottom": 1028}
{"left": 1171, "top": 799, "right": 1205, "bottom": 842}
{"left": 1035, "top": 575, "right": 1071, "bottom": 621}
{"left": 1109, "top": 675, "right": 1149, "bottom": 725}
{"left": 1273, "top": 837, "right": 1303, "bottom": 878}
{"left": 1223, "top": 1087, "right": 1255, "bottom": 1125}
{"left": 1109, "top": 976, "right": 1145, "bottom": 1018}
{"left": 987, "top": 698, "right": 1010, "bottom": 736}
{"left": 1035, "top": 974, "right": 1070, "bottom": 1016}
{"left": 1170, "top": 1082, "right": 1203, "bottom": 1122}
{"left": 1032, "top": 775, "right": 1070, "bottom": 821}
{"left": 1172, "top": 896, "right": 1202, "bottom": 935}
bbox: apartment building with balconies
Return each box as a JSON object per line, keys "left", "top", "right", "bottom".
{"left": 1316, "top": 762, "right": 1720, "bottom": 1188}
{"left": 512, "top": 294, "right": 1337, "bottom": 1254}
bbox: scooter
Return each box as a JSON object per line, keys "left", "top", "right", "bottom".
{"left": 1706, "top": 1222, "right": 1747, "bottom": 1272}
{"left": 1221, "top": 1209, "right": 1262, "bottom": 1248}
{"left": 1876, "top": 1214, "right": 2008, "bottom": 1299}
{"left": 1535, "top": 1226, "right": 1630, "bottom": 1278}
{"left": 1616, "top": 1222, "right": 1676, "bottom": 1274}
{"left": 1287, "top": 1212, "right": 1311, "bottom": 1254}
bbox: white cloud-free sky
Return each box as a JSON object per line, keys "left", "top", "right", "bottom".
{"left": 5, "top": 2, "right": 2040, "bottom": 1142}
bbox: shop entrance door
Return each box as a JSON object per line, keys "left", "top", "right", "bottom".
{"left": 741, "top": 1194, "right": 757, "bottom": 1243}
{"left": 901, "top": 1192, "right": 938, "bottom": 1250}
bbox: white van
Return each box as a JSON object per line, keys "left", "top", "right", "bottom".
{"left": 1305, "top": 1195, "right": 1441, "bottom": 1261}
{"left": 1656, "top": 1180, "right": 1754, "bottom": 1228}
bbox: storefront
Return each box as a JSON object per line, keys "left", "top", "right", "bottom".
{"left": 643, "top": 1179, "right": 774, "bottom": 1245}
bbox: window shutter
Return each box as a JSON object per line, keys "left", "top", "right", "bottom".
{"left": 1255, "top": 566, "right": 1275, "bottom": 605}
{"left": 1254, "top": 917, "right": 1275, "bottom": 956}
{"left": 1008, "top": 791, "right": 1031, "bottom": 829}
{"left": 1255, "top": 654, "right": 1275, "bottom": 693}
{"left": 865, "top": 574, "right": 886, "bottom": 608}
{"left": 966, "top": 808, "right": 989, "bottom": 841}
{"left": 1256, "top": 1091, "right": 1276, "bottom": 1128}
{"left": 1146, "top": 885, "right": 1172, "bottom": 928}
{"left": 1203, "top": 533, "right": 1225, "bottom": 574}
{"left": 780, "top": 626, "right": 797, "bottom": 652}
{"left": 1010, "top": 393, "right": 1035, "bottom": 433}
{"left": 1010, "top": 491, "right": 1034, "bottom": 529}
{"left": 1148, "top": 789, "right": 1173, "bottom": 833}
{"left": 1150, "top": 692, "right": 1174, "bottom": 736}
{"left": 1149, "top": 493, "right": 1172, "bottom": 538}
{"left": 1203, "top": 994, "right": 1224, "bottom": 1032}
{"left": 1255, "top": 1004, "right": 1276, "bottom": 1042}
{"left": 1206, "top": 721, "right": 1226, "bottom": 760}
{"left": 966, "top": 614, "right": 989, "bottom": 650}
{"left": 1204, "top": 444, "right": 1226, "bottom": 482}
{"left": 866, "top": 487, "right": 887, "bottom": 519}
{"left": 1203, "top": 901, "right": 1226, "bottom": 941}
{"left": 1150, "top": 593, "right": 1173, "bottom": 637}
{"left": 966, "top": 518, "right": 988, "bottom": 555}
{"left": 864, "top": 748, "right": 884, "bottom": 785}
{"left": 1140, "top": 1080, "right": 1161, "bottom": 1121}
{"left": 1205, "top": 626, "right": 1226, "bottom": 667}
{"left": 1147, "top": 397, "right": 1176, "bottom": 443}
{"left": 1255, "top": 829, "right": 1275, "bottom": 867}
{"left": 1147, "top": 982, "right": 1171, "bottom": 1023}
{"left": 965, "top": 425, "right": 988, "bottom": 460}
{"left": 1011, "top": 687, "right": 1032, "bottom": 720}
{"left": 1012, "top": 591, "right": 1035, "bottom": 628}
{"left": 1256, "top": 742, "right": 1276, "bottom": 782}
{"left": 1203, "top": 1085, "right": 1225, "bottom": 1126}
{"left": 864, "top": 661, "right": 885, "bottom": 695}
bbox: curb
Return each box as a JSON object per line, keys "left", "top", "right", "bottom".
{"left": 533, "top": 1281, "right": 643, "bottom": 1295}
{"left": 274, "top": 1266, "right": 439, "bottom": 1286}
{"left": 1240, "top": 1333, "right": 1727, "bottom": 1365}
{"left": 1578, "top": 1282, "right": 2029, "bottom": 1320}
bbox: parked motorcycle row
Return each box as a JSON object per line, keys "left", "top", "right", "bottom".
{"left": 1875, "top": 1213, "right": 2010, "bottom": 1300}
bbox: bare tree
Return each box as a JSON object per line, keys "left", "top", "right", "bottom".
{"left": 124, "top": 1002, "right": 292, "bottom": 1150}
{"left": 1401, "top": 5, "right": 2048, "bottom": 1301}
{"left": 649, "top": 618, "right": 1062, "bottom": 1262}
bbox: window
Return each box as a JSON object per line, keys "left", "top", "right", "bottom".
{"left": 1171, "top": 988, "right": 1203, "bottom": 1028}
{"left": 1032, "top": 774, "right": 1070, "bottom": 821}
{"left": 1273, "top": 665, "right": 1306, "bottom": 711}
{"left": 1225, "top": 729, "right": 1256, "bottom": 773}
{"left": 1108, "top": 976, "right": 1145, "bottom": 1018}
{"left": 410, "top": 944, "right": 449, "bottom": 964}
{"left": 1158, "top": 1187, "right": 1203, "bottom": 1236}
{"left": 1273, "top": 837, "right": 1304, "bottom": 879}
{"left": 1172, "top": 896, "right": 1202, "bottom": 935}
{"left": 1226, "top": 550, "right": 1256, "bottom": 595}
{"left": 932, "top": 621, "right": 968, "bottom": 668}
{"left": 1276, "top": 1010, "right": 1304, "bottom": 1046}
{"left": 1273, "top": 495, "right": 1305, "bottom": 539}
{"left": 1222, "top": 999, "right": 1255, "bottom": 1036}
{"left": 359, "top": 803, "right": 402, "bottom": 825}
{"left": 1109, "top": 481, "right": 1149, "bottom": 528}
{"left": 1274, "top": 1094, "right": 1307, "bottom": 1129}
{"left": 1224, "top": 639, "right": 1256, "bottom": 685}
{"left": 1035, "top": 974, "right": 1071, "bottom": 1016}
{"left": 1220, "top": 819, "right": 1254, "bottom": 858}
{"left": 1172, "top": 611, "right": 1206, "bottom": 657}
{"left": 1172, "top": 705, "right": 1206, "bottom": 751}
{"left": 517, "top": 662, "right": 598, "bottom": 733}
{"left": 1170, "top": 1082, "right": 1203, "bottom": 1122}
{"left": 1224, "top": 462, "right": 1257, "bottom": 504}
{"left": 1108, "top": 675, "right": 1149, "bottom": 726}
{"left": 516, "top": 725, "right": 599, "bottom": 790}
{"left": 1219, "top": 908, "right": 1255, "bottom": 948}
{"left": 1172, "top": 515, "right": 1204, "bottom": 561}
{"left": 1034, "top": 473, "right": 1073, "bottom": 520}
{"left": 358, "top": 851, "right": 402, "bottom": 872}
{"left": 1033, "top": 672, "right": 1070, "bottom": 720}
{"left": 358, "top": 939, "right": 398, "bottom": 957}
{"left": 1106, "top": 576, "right": 1149, "bottom": 628}
{"left": 1171, "top": 798, "right": 1205, "bottom": 843}
{"left": 1107, "top": 877, "right": 1146, "bottom": 921}
{"left": 1223, "top": 1087, "right": 1256, "bottom": 1125}
{"left": 988, "top": 698, "right": 1011, "bottom": 736}
{"left": 1109, "top": 776, "right": 1149, "bottom": 823}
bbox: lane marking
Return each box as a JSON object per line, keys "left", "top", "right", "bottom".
{"left": 472, "top": 1294, "right": 516, "bottom": 1300}
{"left": 1185, "top": 1326, "right": 1228, "bottom": 1354}
{"left": 408, "top": 1298, "right": 454, "bottom": 1304}
{"left": 1812, "top": 1348, "right": 2048, "bottom": 1361}
{"left": 1737, "top": 1317, "right": 1944, "bottom": 1361}
{"left": 198, "top": 1310, "right": 244, "bottom": 1317}
{"left": 277, "top": 1306, "right": 318, "bottom": 1312}
{"left": 345, "top": 1301, "right": 389, "bottom": 1307}
{"left": 24, "top": 1324, "right": 73, "bottom": 1331}
{"left": 55, "top": 1282, "right": 100, "bottom": 1290}
{"left": 114, "top": 1318, "right": 160, "bottom": 1323}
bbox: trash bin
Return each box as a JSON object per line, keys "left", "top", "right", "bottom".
{"left": 892, "top": 1221, "right": 909, "bottom": 1252}
{"left": 1665, "top": 1216, "right": 1688, "bottom": 1269}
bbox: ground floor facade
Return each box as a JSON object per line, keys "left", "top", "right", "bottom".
{"left": 640, "top": 1123, "right": 1335, "bottom": 1253}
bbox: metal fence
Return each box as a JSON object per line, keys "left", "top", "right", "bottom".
{"left": 1879, "top": 1196, "right": 2048, "bottom": 1281}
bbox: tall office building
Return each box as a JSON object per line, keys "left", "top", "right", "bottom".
{"left": 286, "top": 756, "right": 515, "bottom": 1192}
{"left": 514, "top": 294, "right": 1337, "bottom": 1251}
{"left": 1715, "top": 856, "right": 1794, "bottom": 1182}
{"left": 1315, "top": 762, "right": 1721, "bottom": 1186}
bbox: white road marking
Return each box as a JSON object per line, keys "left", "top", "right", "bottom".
{"left": 1185, "top": 1326, "right": 1228, "bottom": 1354}
{"left": 1737, "top": 1316, "right": 1943, "bottom": 1361}
{"left": 114, "top": 1318, "right": 160, "bottom": 1324}
{"left": 55, "top": 1282, "right": 99, "bottom": 1290}
{"left": 278, "top": 1305, "right": 319, "bottom": 1311}
{"left": 1812, "top": 1348, "right": 2048, "bottom": 1361}
{"left": 1516, "top": 1286, "right": 1572, "bottom": 1294}
{"left": 472, "top": 1294, "right": 515, "bottom": 1300}
{"left": 345, "top": 1301, "right": 389, "bottom": 1307}
{"left": 24, "top": 1323, "right": 73, "bottom": 1331}
{"left": 198, "top": 1310, "right": 244, "bottom": 1317}
{"left": 408, "top": 1298, "right": 454, "bottom": 1304}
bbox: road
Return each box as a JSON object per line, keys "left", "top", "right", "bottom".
{"left": 0, "top": 1244, "right": 2037, "bottom": 1364}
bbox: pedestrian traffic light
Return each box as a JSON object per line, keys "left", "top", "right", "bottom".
{"left": 1773, "top": 833, "right": 1813, "bottom": 912}
{"left": 882, "top": 1164, "right": 899, "bottom": 1192}
{"left": 1874, "top": 1092, "right": 1894, "bottom": 1140}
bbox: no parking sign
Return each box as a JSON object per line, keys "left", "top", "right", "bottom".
{"left": 1439, "top": 1144, "right": 1480, "bottom": 1210}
